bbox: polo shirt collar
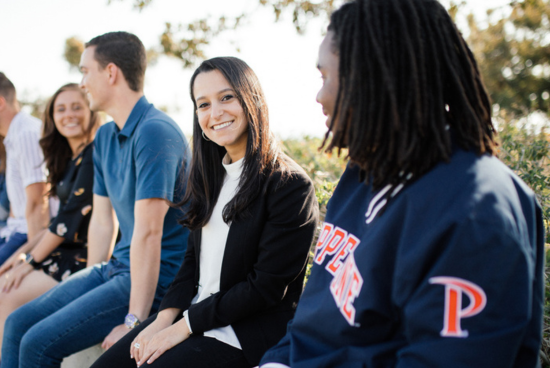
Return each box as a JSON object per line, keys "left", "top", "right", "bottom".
{"left": 118, "top": 96, "right": 151, "bottom": 139}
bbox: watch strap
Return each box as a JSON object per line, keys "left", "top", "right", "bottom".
{"left": 25, "top": 254, "right": 41, "bottom": 269}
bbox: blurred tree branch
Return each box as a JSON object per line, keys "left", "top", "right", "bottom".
{"left": 64, "top": 37, "right": 85, "bottom": 70}
{"left": 63, "top": 0, "right": 339, "bottom": 69}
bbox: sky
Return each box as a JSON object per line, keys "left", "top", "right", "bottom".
{"left": 0, "top": 0, "right": 511, "bottom": 138}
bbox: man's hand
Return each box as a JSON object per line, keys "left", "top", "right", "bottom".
{"left": 101, "top": 324, "right": 131, "bottom": 350}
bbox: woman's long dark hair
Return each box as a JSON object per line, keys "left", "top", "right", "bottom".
{"left": 324, "top": 0, "right": 496, "bottom": 191}
{"left": 180, "top": 57, "right": 288, "bottom": 231}
{"left": 40, "top": 83, "right": 99, "bottom": 196}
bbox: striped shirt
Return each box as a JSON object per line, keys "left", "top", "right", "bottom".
{"left": 3, "top": 111, "right": 46, "bottom": 235}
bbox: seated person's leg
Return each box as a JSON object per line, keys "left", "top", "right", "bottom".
{"left": 91, "top": 315, "right": 250, "bottom": 368}
{"left": 0, "top": 232, "right": 27, "bottom": 266}
{"left": 90, "top": 315, "right": 156, "bottom": 368}
{"left": 2, "top": 262, "right": 129, "bottom": 368}
{"left": 2, "top": 265, "right": 99, "bottom": 368}
{"left": 139, "top": 335, "right": 249, "bottom": 368}
{"left": 0, "top": 269, "right": 58, "bottom": 361}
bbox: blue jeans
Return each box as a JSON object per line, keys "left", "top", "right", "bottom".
{"left": 2, "top": 259, "right": 164, "bottom": 368}
{"left": 0, "top": 232, "right": 27, "bottom": 266}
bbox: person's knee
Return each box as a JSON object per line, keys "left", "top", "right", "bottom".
{"left": 18, "top": 324, "right": 47, "bottom": 366}
{"left": 3, "top": 309, "right": 29, "bottom": 354}
{"left": 4, "top": 302, "right": 37, "bottom": 342}
{"left": 20, "top": 328, "right": 39, "bottom": 355}
{"left": 5, "top": 307, "right": 24, "bottom": 336}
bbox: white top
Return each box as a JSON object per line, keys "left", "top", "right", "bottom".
{"left": 1, "top": 112, "right": 46, "bottom": 237}
{"left": 184, "top": 154, "right": 243, "bottom": 349}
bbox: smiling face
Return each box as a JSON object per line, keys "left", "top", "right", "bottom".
{"left": 79, "top": 46, "right": 111, "bottom": 112}
{"left": 52, "top": 90, "right": 91, "bottom": 143}
{"left": 193, "top": 69, "right": 248, "bottom": 162}
{"left": 317, "top": 31, "right": 340, "bottom": 130}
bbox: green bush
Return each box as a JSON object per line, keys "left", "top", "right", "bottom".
{"left": 497, "top": 123, "right": 550, "bottom": 366}
{"left": 282, "top": 136, "right": 347, "bottom": 280}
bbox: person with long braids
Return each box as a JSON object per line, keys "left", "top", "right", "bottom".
{"left": 261, "top": 1, "right": 544, "bottom": 367}
{"left": 0, "top": 83, "right": 100, "bottom": 361}
{"left": 91, "top": 56, "right": 318, "bottom": 368}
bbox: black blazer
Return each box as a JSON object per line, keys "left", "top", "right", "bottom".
{"left": 159, "top": 157, "right": 318, "bottom": 365}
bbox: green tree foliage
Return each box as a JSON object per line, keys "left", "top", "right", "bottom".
{"left": 498, "top": 125, "right": 550, "bottom": 226}
{"left": 283, "top": 136, "right": 346, "bottom": 222}
{"left": 282, "top": 136, "right": 347, "bottom": 280}
{"left": 158, "top": 1, "right": 338, "bottom": 66}
{"left": 159, "top": 17, "right": 244, "bottom": 68}
{"left": 61, "top": 0, "right": 339, "bottom": 69}
{"left": 107, "top": 0, "right": 152, "bottom": 11}
{"left": 64, "top": 37, "right": 85, "bottom": 70}
{"left": 466, "top": 0, "right": 550, "bottom": 118}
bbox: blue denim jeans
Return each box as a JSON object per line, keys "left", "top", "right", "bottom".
{"left": 2, "top": 259, "right": 163, "bottom": 368}
{"left": 0, "top": 232, "right": 27, "bottom": 266}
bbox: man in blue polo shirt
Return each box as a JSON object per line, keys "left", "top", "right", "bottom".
{"left": 2, "top": 32, "right": 191, "bottom": 368}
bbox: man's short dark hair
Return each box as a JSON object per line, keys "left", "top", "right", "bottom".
{"left": 0, "top": 72, "right": 16, "bottom": 104}
{"left": 85, "top": 32, "right": 146, "bottom": 92}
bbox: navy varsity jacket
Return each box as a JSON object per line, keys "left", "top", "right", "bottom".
{"left": 261, "top": 148, "right": 544, "bottom": 368}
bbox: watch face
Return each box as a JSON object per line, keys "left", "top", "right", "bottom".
{"left": 125, "top": 314, "right": 139, "bottom": 328}
{"left": 25, "top": 254, "right": 34, "bottom": 264}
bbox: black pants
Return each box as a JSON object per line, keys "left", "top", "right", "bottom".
{"left": 90, "top": 314, "right": 251, "bottom": 368}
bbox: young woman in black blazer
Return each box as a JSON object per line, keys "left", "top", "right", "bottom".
{"left": 92, "top": 57, "right": 318, "bottom": 368}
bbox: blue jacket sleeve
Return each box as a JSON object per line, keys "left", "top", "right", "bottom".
{"left": 260, "top": 320, "right": 293, "bottom": 366}
{"left": 393, "top": 211, "right": 544, "bottom": 368}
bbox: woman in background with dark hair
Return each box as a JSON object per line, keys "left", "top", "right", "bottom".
{"left": 0, "top": 83, "right": 99, "bottom": 359}
{"left": 92, "top": 56, "right": 318, "bottom": 368}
